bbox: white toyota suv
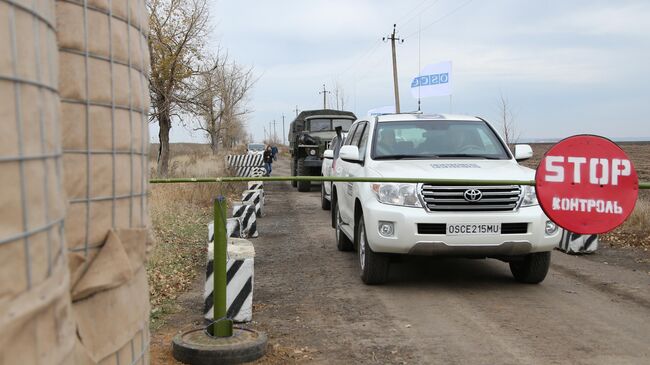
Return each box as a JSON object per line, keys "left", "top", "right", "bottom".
{"left": 331, "top": 113, "right": 561, "bottom": 285}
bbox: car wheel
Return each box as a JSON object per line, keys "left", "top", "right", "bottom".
{"left": 321, "top": 183, "right": 331, "bottom": 210}
{"left": 291, "top": 159, "right": 297, "bottom": 188}
{"left": 296, "top": 159, "right": 310, "bottom": 192}
{"left": 357, "top": 215, "right": 389, "bottom": 285}
{"left": 335, "top": 204, "right": 353, "bottom": 252}
{"left": 509, "top": 251, "right": 551, "bottom": 284}
{"left": 331, "top": 195, "right": 337, "bottom": 229}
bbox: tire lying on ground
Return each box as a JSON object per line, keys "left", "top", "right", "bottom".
{"left": 296, "top": 158, "right": 310, "bottom": 192}
{"left": 509, "top": 251, "right": 551, "bottom": 284}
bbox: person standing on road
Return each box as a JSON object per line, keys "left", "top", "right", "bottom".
{"left": 330, "top": 126, "right": 344, "bottom": 169}
{"left": 263, "top": 145, "right": 273, "bottom": 176}
{"left": 271, "top": 145, "right": 279, "bottom": 161}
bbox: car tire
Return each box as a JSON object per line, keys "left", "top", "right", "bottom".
{"left": 509, "top": 251, "right": 551, "bottom": 284}
{"left": 291, "top": 159, "right": 297, "bottom": 188}
{"left": 321, "top": 183, "right": 331, "bottom": 210}
{"left": 357, "top": 215, "right": 389, "bottom": 285}
{"left": 296, "top": 159, "right": 310, "bottom": 192}
{"left": 335, "top": 203, "right": 353, "bottom": 252}
{"left": 331, "top": 195, "right": 337, "bottom": 229}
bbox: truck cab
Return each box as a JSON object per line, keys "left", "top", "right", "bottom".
{"left": 288, "top": 109, "right": 356, "bottom": 191}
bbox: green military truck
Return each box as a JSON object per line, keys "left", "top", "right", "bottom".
{"left": 288, "top": 109, "right": 356, "bottom": 192}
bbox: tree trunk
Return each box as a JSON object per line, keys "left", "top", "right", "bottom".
{"left": 157, "top": 110, "right": 171, "bottom": 177}
{"left": 210, "top": 129, "right": 219, "bottom": 154}
{"left": 209, "top": 107, "right": 219, "bottom": 154}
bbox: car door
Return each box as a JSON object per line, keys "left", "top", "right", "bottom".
{"left": 335, "top": 122, "right": 360, "bottom": 224}
{"left": 339, "top": 122, "right": 368, "bottom": 226}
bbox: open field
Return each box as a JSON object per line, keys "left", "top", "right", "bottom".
{"left": 522, "top": 143, "right": 650, "bottom": 249}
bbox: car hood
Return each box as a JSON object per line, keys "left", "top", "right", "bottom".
{"left": 367, "top": 159, "right": 535, "bottom": 182}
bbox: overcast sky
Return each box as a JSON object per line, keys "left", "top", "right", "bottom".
{"left": 151, "top": 0, "right": 650, "bottom": 143}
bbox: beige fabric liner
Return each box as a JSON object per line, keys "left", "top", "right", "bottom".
{"left": 1, "top": 0, "right": 76, "bottom": 363}
{"left": 56, "top": 0, "right": 151, "bottom": 363}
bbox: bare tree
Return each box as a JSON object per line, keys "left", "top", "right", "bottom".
{"left": 498, "top": 93, "right": 519, "bottom": 148}
{"left": 188, "top": 55, "right": 254, "bottom": 153}
{"left": 148, "top": 0, "right": 209, "bottom": 176}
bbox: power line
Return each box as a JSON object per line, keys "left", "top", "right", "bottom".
{"left": 403, "top": 0, "right": 474, "bottom": 39}
{"left": 394, "top": 0, "right": 431, "bottom": 27}
{"left": 336, "top": 1, "right": 434, "bottom": 80}
{"left": 397, "top": 0, "right": 442, "bottom": 35}
{"left": 336, "top": 40, "right": 382, "bottom": 79}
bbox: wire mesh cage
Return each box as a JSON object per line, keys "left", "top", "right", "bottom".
{"left": 56, "top": 0, "right": 150, "bottom": 363}
{"left": 0, "top": 0, "right": 75, "bottom": 363}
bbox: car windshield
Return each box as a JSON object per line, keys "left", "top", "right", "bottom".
{"left": 372, "top": 120, "right": 510, "bottom": 160}
{"left": 307, "top": 118, "right": 354, "bottom": 132}
{"left": 248, "top": 143, "right": 264, "bottom": 151}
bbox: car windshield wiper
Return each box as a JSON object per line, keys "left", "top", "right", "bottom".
{"left": 374, "top": 154, "right": 425, "bottom": 160}
{"left": 434, "top": 154, "right": 501, "bottom": 160}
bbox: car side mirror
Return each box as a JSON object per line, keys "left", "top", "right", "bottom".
{"left": 339, "top": 145, "right": 361, "bottom": 162}
{"left": 514, "top": 144, "right": 533, "bottom": 161}
{"left": 323, "top": 149, "right": 334, "bottom": 159}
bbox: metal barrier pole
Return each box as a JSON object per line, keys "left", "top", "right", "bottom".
{"left": 149, "top": 176, "right": 650, "bottom": 189}
{"left": 208, "top": 196, "right": 233, "bottom": 337}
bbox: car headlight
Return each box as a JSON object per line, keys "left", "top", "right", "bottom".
{"left": 520, "top": 185, "right": 538, "bottom": 207}
{"left": 371, "top": 183, "right": 422, "bottom": 207}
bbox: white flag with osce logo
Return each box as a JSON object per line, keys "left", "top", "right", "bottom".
{"left": 410, "top": 61, "right": 452, "bottom": 98}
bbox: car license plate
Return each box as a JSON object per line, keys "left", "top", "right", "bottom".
{"left": 447, "top": 223, "right": 500, "bottom": 235}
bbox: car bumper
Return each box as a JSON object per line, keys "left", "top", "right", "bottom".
{"left": 361, "top": 198, "right": 561, "bottom": 257}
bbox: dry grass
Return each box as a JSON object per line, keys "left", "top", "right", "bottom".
{"left": 147, "top": 143, "right": 246, "bottom": 330}
{"left": 522, "top": 142, "right": 650, "bottom": 248}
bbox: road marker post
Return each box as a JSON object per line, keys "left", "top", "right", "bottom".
{"left": 172, "top": 196, "right": 267, "bottom": 364}
{"left": 208, "top": 196, "right": 233, "bottom": 338}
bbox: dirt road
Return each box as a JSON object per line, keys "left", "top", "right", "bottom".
{"left": 250, "top": 160, "right": 650, "bottom": 364}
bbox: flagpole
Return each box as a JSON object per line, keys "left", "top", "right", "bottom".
{"left": 417, "top": 15, "right": 422, "bottom": 112}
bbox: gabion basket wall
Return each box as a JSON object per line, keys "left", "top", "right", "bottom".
{"left": 56, "top": 0, "right": 151, "bottom": 363}
{"left": 0, "top": 0, "right": 75, "bottom": 363}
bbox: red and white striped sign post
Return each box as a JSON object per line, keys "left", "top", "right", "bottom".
{"left": 535, "top": 135, "right": 639, "bottom": 235}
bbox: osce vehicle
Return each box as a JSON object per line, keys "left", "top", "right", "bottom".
{"left": 246, "top": 143, "right": 265, "bottom": 155}
{"left": 321, "top": 129, "right": 347, "bottom": 212}
{"left": 331, "top": 113, "right": 561, "bottom": 285}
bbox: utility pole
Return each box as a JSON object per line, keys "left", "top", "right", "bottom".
{"left": 383, "top": 24, "right": 404, "bottom": 113}
{"left": 271, "top": 119, "right": 279, "bottom": 142}
{"left": 319, "top": 84, "right": 331, "bottom": 109}
{"left": 294, "top": 105, "right": 299, "bottom": 117}
{"left": 335, "top": 89, "right": 339, "bottom": 110}
{"left": 282, "top": 114, "right": 286, "bottom": 145}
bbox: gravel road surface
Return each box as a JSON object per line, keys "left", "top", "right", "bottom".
{"left": 250, "top": 160, "right": 650, "bottom": 365}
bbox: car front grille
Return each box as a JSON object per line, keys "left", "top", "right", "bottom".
{"left": 420, "top": 185, "right": 522, "bottom": 211}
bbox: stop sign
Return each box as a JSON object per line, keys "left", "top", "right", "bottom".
{"left": 535, "top": 135, "right": 638, "bottom": 234}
